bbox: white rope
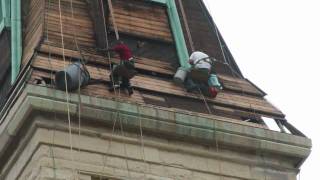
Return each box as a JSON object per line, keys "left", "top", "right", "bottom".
{"left": 50, "top": 114, "right": 58, "bottom": 179}
{"left": 202, "top": 0, "right": 243, "bottom": 78}
{"left": 118, "top": 114, "right": 132, "bottom": 179}
{"left": 107, "top": 0, "right": 119, "bottom": 40}
{"left": 197, "top": 87, "right": 212, "bottom": 114}
{"left": 46, "top": 0, "right": 54, "bottom": 88}
{"left": 69, "top": 0, "right": 83, "bottom": 161}
{"left": 201, "top": 3, "right": 262, "bottom": 180}
{"left": 100, "top": 0, "right": 117, "bottom": 93}
{"left": 57, "top": 0, "right": 76, "bottom": 178}
{"left": 98, "top": 1, "right": 131, "bottom": 178}
{"left": 138, "top": 107, "right": 148, "bottom": 179}
{"left": 45, "top": 0, "right": 58, "bottom": 178}
{"left": 197, "top": 2, "right": 228, "bottom": 179}
{"left": 100, "top": 111, "right": 118, "bottom": 180}
{"left": 203, "top": 0, "right": 227, "bottom": 65}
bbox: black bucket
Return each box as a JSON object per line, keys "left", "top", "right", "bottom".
{"left": 55, "top": 62, "right": 90, "bottom": 91}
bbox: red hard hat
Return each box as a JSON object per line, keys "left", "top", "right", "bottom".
{"left": 209, "top": 87, "right": 218, "bottom": 98}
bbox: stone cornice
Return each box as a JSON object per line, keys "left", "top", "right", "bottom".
{"left": 0, "top": 85, "right": 312, "bottom": 171}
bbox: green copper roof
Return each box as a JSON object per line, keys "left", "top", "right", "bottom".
{"left": 0, "top": 0, "right": 22, "bottom": 84}
{"left": 150, "top": 0, "right": 190, "bottom": 68}
{"left": 11, "top": 0, "right": 22, "bottom": 83}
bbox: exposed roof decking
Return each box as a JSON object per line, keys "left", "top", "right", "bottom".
{"left": 20, "top": 0, "right": 285, "bottom": 126}
{"left": 30, "top": 52, "right": 283, "bottom": 118}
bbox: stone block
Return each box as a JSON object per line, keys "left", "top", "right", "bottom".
{"left": 144, "top": 147, "right": 161, "bottom": 163}
{"left": 156, "top": 109, "right": 175, "bottom": 122}
{"left": 165, "top": 166, "right": 192, "bottom": 180}
{"left": 149, "top": 164, "right": 169, "bottom": 177}
{"left": 220, "top": 161, "right": 251, "bottom": 179}
{"left": 128, "top": 160, "right": 150, "bottom": 174}
{"left": 206, "top": 158, "right": 222, "bottom": 174}
{"left": 192, "top": 172, "right": 221, "bottom": 180}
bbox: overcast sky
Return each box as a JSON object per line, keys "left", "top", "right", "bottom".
{"left": 204, "top": 0, "right": 320, "bottom": 179}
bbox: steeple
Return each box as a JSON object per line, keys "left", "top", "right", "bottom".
{"left": 0, "top": 0, "right": 311, "bottom": 179}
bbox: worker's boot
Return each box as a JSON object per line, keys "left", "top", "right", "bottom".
{"left": 121, "top": 78, "right": 133, "bottom": 95}
{"left": 108, "top": 74, "right": 120, "bottom": 92}
{"left": 127, "top": 86, "right": 133, "bottom": 96}
{"left": 120, "top": 78, "right": 133, "bottom": 96}
{"left": 108, "top": 83, "right": 120, "bottom": 92}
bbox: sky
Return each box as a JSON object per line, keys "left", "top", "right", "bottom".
{"left": 204, "top": 0, "right": 320, "bottom": 179}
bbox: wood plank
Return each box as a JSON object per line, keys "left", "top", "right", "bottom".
{"left": 38, "top": 44, "right": 175, "bottom": 75}
{"left": 38, "top": 44, "right": 265, "bottom": 97}
{"left": 22, "top": 0, "right": 45, "bottom": 67}
{"left": 30, "top": 69, "right": 269, "bottom": 129}
{"left": 110, "top": 0, "right": 173, "bottom": 42}
{"left": 31, "top": 54, "right": 284, "bottom": 117}
{"left": 38, "top": 43, "right": 266, "bottom": 96}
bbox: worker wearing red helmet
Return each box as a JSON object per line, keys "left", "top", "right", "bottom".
{"left": 107, "top": 41, "right": 136, "bottom": 95}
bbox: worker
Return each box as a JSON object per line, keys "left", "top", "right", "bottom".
{"left": 186, "top": 51, "right": 222, "bottom": 97}
{"left": 107, "top": 41, "right": 136, "bottom": 95}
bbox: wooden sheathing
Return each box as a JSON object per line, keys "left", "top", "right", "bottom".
{"left": 30, "top": 69, "right": 269, "bottom": 129}
{"left": 110, "top": 0, "right": 173, "bottom": 42}
{"left": 21, "top": 0, "right": 285, "bottom": 123}
{"left": 38, "top": 43, "right": 265, "bottom": 96}
{"left": 30, "top": 52, "right": 284, "bottom": 118}
{"left": 43, "top": 0, "right": 96, "bottom": 50}
{"left": 21, "top": 0, "right": 45, "bottom": 67}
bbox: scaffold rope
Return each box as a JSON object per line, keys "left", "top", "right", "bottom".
{"left": 57, "top": 0, "right": 77, "bottom": 178}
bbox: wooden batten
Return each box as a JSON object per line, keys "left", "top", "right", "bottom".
{"left": 37, "top": 43, "right": 265, "bottom": 97}
{"left": 22, "top": 0, "right": 45, "bottom": 67}
{"left": 110, "top": 0, "right": 173, "bottom": 42}
{"left": 30, "top": 52, "right": 284, "bottom": 118}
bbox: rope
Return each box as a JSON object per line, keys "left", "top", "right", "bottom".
{"left": 100, "top": 0, "right": 117, "bottom": 93}
{"left": 201, "top": 0, "right": 241, "bottom": 78}
{"left": 202, "top": 0, "right": 227, "bottom": 65}
{"left": 202, "top": 1, "right": 259, "bottom": 125}
{"left": 107, "top": 0, "right": 119, "bottom": 40}
{"left": 98, "top": 1, "right": 132, "bottom": 178}
{"left": 101, "top": 0, "right": 146, "bottom": 179}
{"left": 138, "top": 107, "right": 148, "bottom": 179}
{"left": 45, "top": 0, "right": 57, "bottom": 178}
{"left": 197, "top": 87, "right": 212, "bottom": 114}
{"left": 177, "top": 0, "right": 195, "bottom": 52}
{"left": 69, "top": 0, "right": 84, "bottom": 161}
{"left": 196, "top": 1, "right": 227, "bottom": 179}
{"left": 50, "top": 114, "right": 58, "bottom": 180}
{"left": 201, "top": 2, "right": 262, "bottom": 180}
{"left": 57, "top": 0, "right": 76, "bottom": 178}
{"left": 118, "top": 114, "right": 132, "bottom": 179}
{"left": 100, "top": 110, "right": 118, "bottom": 180}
